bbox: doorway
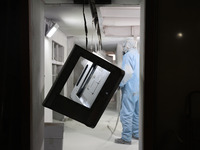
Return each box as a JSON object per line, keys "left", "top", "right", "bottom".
{"left": 43, "top": 1, "right": 145, "bottom": 150}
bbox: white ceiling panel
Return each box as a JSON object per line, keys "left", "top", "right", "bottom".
{"left": 104, "top": 26, "right": 132, "bottom": 37}
{"left": 100, "top": 6, "right": 140, "bottom": 37}
{"left": 102, "top": 17, "right": 140, "bottom": 26}
{"left": 100, "top": 7, "right": 140, "bottom": 18}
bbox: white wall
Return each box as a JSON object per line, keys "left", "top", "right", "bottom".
{"left": 29, "top": 0, "right": 44, "bottom": 150}
{"left": 44, "top": 29, "right": 68, "bottom": 122}
{"left": 139, "top": 1, "right": 145, "bottom": 150}
{"left": 44, "top": 38, "right": 53, "bottom": 122}
{"left": 66, "top": 36, "right": 75, "bottom": 97}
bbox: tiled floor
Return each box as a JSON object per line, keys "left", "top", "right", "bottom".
{"left": 62, "top": 109, "right": 139, "bottom": 150}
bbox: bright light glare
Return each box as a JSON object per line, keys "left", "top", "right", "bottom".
{"left": 46, "top": 24, "right": 59, "bottom": 38}
{"left": 177, "top": 32, "right": 183, "bottom": 38}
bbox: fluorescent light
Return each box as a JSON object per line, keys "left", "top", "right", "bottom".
{"left": 46, "top": 23, "right": 59, "bottom": 38}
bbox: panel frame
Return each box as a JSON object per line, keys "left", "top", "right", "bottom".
{"left": 43, "top": 44, "right": 124, "bottom": 128}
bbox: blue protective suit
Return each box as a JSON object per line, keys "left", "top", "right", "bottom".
{"left": 119, "top": 47, "right": 140, "bottom": 142}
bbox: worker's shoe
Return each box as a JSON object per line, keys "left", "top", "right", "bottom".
{"left": 115, "top": 138, "right": 131, "bottom": 145}
{"left": 132, "top": 134, "right": 139, "bottom": 140}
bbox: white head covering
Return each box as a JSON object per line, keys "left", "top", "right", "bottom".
{"left": 122, "top": 39, "right": 136, "bottom": 54}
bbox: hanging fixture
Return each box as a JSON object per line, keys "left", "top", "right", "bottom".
{"left": 89, "top": 0, "right": 102, "bottom": 50}
{"left": 81, "top": 0, "right": 103, "bottom": 51}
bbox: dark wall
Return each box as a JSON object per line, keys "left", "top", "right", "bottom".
{"left": 0, "top": 1, "right": 30, "bottom": 150}
{"left": 144, "top": 0, "right": 200, "bottom": 150}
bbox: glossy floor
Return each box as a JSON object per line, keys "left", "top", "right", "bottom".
{"left": 62, "top": 109, "right": 139, "bottom": 150}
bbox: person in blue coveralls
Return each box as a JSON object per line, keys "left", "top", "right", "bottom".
{"left": 115, "top": 39, "right": 140, "bottom": 145}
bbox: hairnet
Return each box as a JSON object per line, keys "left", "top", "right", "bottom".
{"left": 122, "top": 39, "right": 136, "bottom": 55}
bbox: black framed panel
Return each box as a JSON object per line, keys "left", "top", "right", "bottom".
{"left": 43, "top": 44, "right": 124, "bottom": 128}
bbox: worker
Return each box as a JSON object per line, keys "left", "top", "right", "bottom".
{"left": 115, "top": 39, "right": 140, "bottom": 145}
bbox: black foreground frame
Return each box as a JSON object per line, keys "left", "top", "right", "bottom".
{"left": 43, "top": 44, "right": 124, "bottom": 128}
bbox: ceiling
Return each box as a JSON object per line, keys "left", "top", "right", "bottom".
{"left": 44, "top": 0, "right": 141, "bottom": 51}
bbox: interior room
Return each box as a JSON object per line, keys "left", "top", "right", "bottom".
{"left": 43, "top": 0, "right": 142, "bottom": 150}
{"left": 3, "top": 0, "right": 200, "bottom": 150}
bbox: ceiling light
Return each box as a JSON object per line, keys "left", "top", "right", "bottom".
{"left": 46, "top": 23, "right": 59, "bottom": 38}
{"left": 177, "top": 32, "right": 183, "bottom": 38}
